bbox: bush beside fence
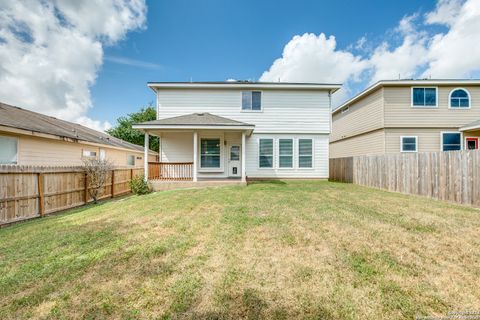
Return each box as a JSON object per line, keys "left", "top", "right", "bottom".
{"left": 329, "top": 150, "right": 480, "bottom": 207}
{"left": 0, "top": 165, "right": 144, "bottom": 225}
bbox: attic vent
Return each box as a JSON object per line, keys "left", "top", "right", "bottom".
{"left": 197, "top": 113, "right": 204, "bottom": 116}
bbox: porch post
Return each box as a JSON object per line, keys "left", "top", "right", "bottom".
{"left": 144, "top": 132, "right": 149, "bottom": 181}
{"left": 241, "top": 131, "right": 246, "bottom": 182}
{"left": 193, "top": 131, "right": 198, "bottom": 182}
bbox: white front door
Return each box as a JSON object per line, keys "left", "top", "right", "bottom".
{"left": 227, "top": 144, "right": 241, "bottom": 177}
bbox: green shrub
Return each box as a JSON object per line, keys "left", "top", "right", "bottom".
{"left": 129, "top": 175, "right": 151, "bottom": 195}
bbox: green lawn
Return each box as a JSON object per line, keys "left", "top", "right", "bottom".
{"left": 1, "top": 181, "right": 479, "bottom": 319}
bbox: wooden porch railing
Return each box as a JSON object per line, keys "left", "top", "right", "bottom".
{"left": 148, "top": 162, "right": 193, "bottom": 180}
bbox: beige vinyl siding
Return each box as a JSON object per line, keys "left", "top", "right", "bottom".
{"left": 2, "top": 132, "right": 149, "bottom": 167}
{"left": 156, "top": 89, "right": 331, "bottom": 133}
{"left": 329, "top": 129, "right": 385, "bottom": 158}
{"left": 385, "top": 128, "right": 460, "bottom": 153}
{"left": 383, "top": 86, "right": 480, "bottom": 128}
{"left": 331, "top": 88, "right": 384, "bottom": 142}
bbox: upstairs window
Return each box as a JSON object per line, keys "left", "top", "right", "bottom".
{"left": 298, "top": 139, "right": 313, "bottom": 168}
{"left": 442, "top": 132, "right": 461, "bottom": 151}
{"left": 412, "top": 88, "right": 437, "bottom": 107}
{"left": 259, "top": 138, "right": 273, "bottom": 168}
{"left": 0, "top": 135, "right": 18, "bottom": 164}
{"left": 449, "top": 88, "right": 470, "bottom": 108}
{"left": 242, "top": 91, "right": 262, "bottom": 111}
{"left": 401, "top": 136, "right": 417, "bottom": 152}
{"left": 200, "top": 138, "right": 221, "bottom": 168}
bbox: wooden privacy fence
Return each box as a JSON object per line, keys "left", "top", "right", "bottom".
{"left": 329, "top": 150, "right": 480, "bottom": 207}
{"left": 148, "top": 162, "right": 193, "bottom": 180}
{"left": 0, "top": 165, "right": 144, "bottom": 225}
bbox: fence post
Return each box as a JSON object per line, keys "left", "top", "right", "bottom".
{"left": 38, "top": 173, "right": 45, "bottom": 217}
{"left": 84, "top": 172, "right": 88, "bottom": 204}
{"left": 111, "top": 170, "right": 115, "bottom": 198}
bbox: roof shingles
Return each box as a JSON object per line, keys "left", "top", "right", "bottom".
{"left": 0, "top": 102, "right": 148, "bottom": 152}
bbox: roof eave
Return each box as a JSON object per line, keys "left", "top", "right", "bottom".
{"left": 333, "top": 79, "right": 480, "bottom": 115}
{"left": 147, "top": 82, "right": 342, "bottom": 91}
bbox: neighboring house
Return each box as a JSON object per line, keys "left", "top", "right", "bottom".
{"left": 330, "top": 79, "right": 480, "bottom": 158}
{"left": 133, "top": 81, "right": 340, "bottom": 184}
{"left": 0, "top": 102, "right": 157, "bottom": 166}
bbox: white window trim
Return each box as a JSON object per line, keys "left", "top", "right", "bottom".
{"left": 240, "top": 90, "right": 263, "bottom": 113}
{"left": 0, "top": 135, "right": 19, "bottom": 164}
{"left": 127, "top": 154, "right": 136, "bottom": 166}
{"left": 440, "top": 131, "right": 463, "bottom": 151}
{"left": 198, "top": 135, "right": 224, "bottom": 172}
{"left": 400, "top": 136, "right": 418, "bottom": 153}
{"left": 297, "top": 138, "right": 314, "bottom": 169}
{"left": 258, "top": 137, "right": 274, "bottom": 169}
{"left": 277, "top": 138, "right": 294, "bottom": 169}
{"left": 448, "top": 87, "right": 471, "bottom": 109}
{"left": 411, "top": 86, "right": 438, "bottom": 108}
{"left": 82, "top": 149, "right": 97, "bottom": 158}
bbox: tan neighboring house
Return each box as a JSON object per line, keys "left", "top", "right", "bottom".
{"left": 0, "top": 102, "right": 157, "bottom": 166}
{"left": 330, "top": 79, "right": 480, "bottom": 158}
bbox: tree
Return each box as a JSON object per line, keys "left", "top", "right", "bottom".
{"left": 83, "top": 158, "right": 114, "bottom": 204}
{"left": 106, "top": 104, "right": 159, "bottom": 152}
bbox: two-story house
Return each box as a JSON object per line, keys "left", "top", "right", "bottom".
{"left": 330, "top": 80, "right": 480, "bottom": 158}
{"left": 133, "top": 81, "right": 340, "bottom": 188}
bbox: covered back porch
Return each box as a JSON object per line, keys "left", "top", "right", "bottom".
{"left": 133, "top": 113, "right": 254, "bottom": 189}
{"left": 460, "top": 120, "right": 480, "bottom": 150}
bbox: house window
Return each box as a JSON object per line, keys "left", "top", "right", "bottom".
{"left": 298, "top": 139, "right": 313, "bottom": 168}
{"left": 99, "top": 149, "right": 106, "bottom": 160}
{"left": 278, "top": 139, "right": 293, "bottom": 168}
{"left": 82, "top": 150, "right": 97, "bottom": 158}
{"left": 449, "top": 88, "right": 470, "bottom": 108}
{"left": 201, "top": 138, "right": 221, "bottom": 168}
{"left": 230, "top": 146, "right": 240, "bottom": 161}
{"left": 127, "top": 154, "right": 135, "bottom": 166}
{"left": 401, "top": 136, "right": 417, "bottom": 152}
{"left": 259, "top": 138, "right": 273, "bottom": 168}
{"left": 0, "top": 136, "right": 18, "bottom": 164}
{"left": 242, "top": 91, "right": 262, "bottom": 111}
{"left": 412, "top": 88, "right": 437, "bottom": 107}
{"left": 442, "top": 132, "right": 462, "bottom": 151}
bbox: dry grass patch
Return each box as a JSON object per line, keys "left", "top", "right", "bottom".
{"left": 0, "top": 180, "right": 479, "bottom": 319}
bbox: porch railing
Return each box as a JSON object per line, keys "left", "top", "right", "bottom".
{"left": 148, "top": 162, "right": 193, "bottom": 180}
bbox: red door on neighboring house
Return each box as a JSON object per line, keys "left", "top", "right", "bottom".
{"left": 465, "top": 137, "right": 479, "bottom": 150}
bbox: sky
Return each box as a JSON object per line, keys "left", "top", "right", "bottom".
{"left": 1, "top": 0, "right": 480, "bottom": 131}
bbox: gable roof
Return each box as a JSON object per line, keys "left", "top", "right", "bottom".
{"left": 133, "top": 112, "right": 255, "bottom": 129}
{"left": 0, "top": 102, "right": 153, "bottom": 153}
{"left": 147, "top": 81, "right": 341, "bottom": 92}
{"left": 333, "top": 79, "right": 480, "bottom": 115}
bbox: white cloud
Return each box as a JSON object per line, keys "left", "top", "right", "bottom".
{"left": 423, "top": 0, "right": 480, "bottom": 78}
{"left": 260, "top": 0, "right": 480, "bottom": 107}
{"left": 105, "top": 56, "right": 161, "bottom": 70}
{"left": 261, "top": 33, "right": 368, "bottom": 84}
{"left": 0, "top": 0, "right": 147, "bottom": 132}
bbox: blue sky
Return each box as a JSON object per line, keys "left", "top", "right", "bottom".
{"left": 2, "top": 0, "right": 479, "bottom": 131}
{"left": 91, "top": 0, "right": 438, "bottom": 125}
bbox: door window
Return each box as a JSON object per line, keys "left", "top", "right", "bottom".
{"left": 230, "top": 146, "right": 240, "bottom": 161}
{"left": 466, "top": 138, "right": 478, "bottom": 150}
